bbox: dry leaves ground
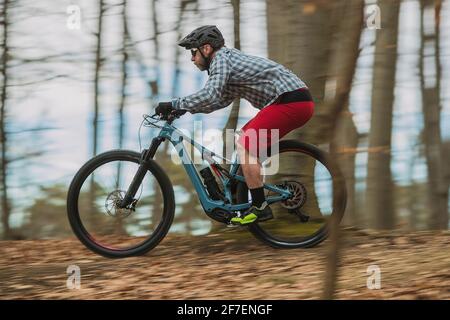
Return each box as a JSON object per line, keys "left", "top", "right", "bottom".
{"left": 0, "top": 229, "right": 449, "bottom": 299}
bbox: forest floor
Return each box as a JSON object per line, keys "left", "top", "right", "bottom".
{"left": 0, "top": 229, "right": 449, "bottom": 300}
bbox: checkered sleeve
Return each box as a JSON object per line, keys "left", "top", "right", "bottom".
{"left": 172, "top": 54, "right": 233, "bottom": 114}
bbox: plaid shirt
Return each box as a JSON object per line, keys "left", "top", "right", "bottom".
{"left": 172, "top": 47, "right": 307, "bottom": 114}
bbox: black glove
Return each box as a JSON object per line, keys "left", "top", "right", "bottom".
{"left": 155, "top": 102, "right": 173, "bottom": 117}
{"left": 172, "top": 109, "right": 187, "bottom": 117}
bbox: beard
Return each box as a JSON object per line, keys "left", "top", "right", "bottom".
{"left": 195, "top": 62, "right": 207, "bottom": 71}
{"left": 194, "top": 54, "right": 208, "bottom": 71}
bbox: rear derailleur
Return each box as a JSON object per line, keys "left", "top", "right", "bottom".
{"left": 288, "top": 208, "right": 310, "bottom": 223}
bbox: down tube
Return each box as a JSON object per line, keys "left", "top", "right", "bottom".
{"left": 170, "top": 137, "right": 224, "bottom": 212}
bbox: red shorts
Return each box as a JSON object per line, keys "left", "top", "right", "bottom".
{"left": 238, "top": 89, "right": 314, "bottom": 157}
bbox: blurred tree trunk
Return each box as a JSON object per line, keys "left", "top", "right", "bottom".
{"left": 172, "top": 0, "right": 198, "bottom": 97}
{"left": 89, "top": 0, "right": 105, "bottom": 228}
{"left": 419, "top": 0, "right": 448, "bottom": 229}
{"left": 442, "top": 141, "right": 450, "bottom": 192}
{"left": 407, "top": 142, "right": 421, "bottom": 229}
{"left": 222, "top": 0, "right": 241, "bottom": 162}
{"left": 267, "top": 0, "right": 335, "bottom": 145}
{"left": 171, "top": 0, "right": 182, "bottom": 98}
{"left": 93, "top": 0, "right": 105, "bottom": 157}
{"left": 151, "top": 0, "right": 161, "bottom": 99}
{"left": 266, "top": 0, "right": 363, "bottom": 299}
{"left": 321, "top": 0, "right": 364, "bottom": 300}
{"left": 165, "top": 0, "right": 197, "bottom": 156}
{"left": 114, "top": 0, "right": 129, "bottom": 236}
{"left": 326, "top": 0, "right": 363, "bottom": 228}
{"left": 365, "top": 0, "right": 400, "bottom": 230}
{"left": 335, "top": 109, "right": 359, "bottom": 227}
{"left": 266, "top": 0, "right": 336, "bottom": 223}
{"left": 118, "top": 0, "right": 129, "bottom": 151}
{"left": 0, "top": 0, "right": 11, "bottom": 239}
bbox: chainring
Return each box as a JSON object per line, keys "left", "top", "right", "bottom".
{"left": 206, "top": 209, "right": 236, "bottom": 224}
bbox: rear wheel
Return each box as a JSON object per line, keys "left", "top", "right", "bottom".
{"left": 236, "top": 140, "right": 346, "bottom": 248}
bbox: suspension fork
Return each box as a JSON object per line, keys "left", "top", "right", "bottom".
{"left": 119, "top": 137, "right": 165, "bottom": 208}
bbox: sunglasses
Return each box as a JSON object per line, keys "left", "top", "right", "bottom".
{"left": 190, "top": 49, "right": 198, "bottom": 57}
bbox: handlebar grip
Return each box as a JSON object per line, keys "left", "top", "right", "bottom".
{"left": 172, "top": 109, "right": 187, "bottom": 117}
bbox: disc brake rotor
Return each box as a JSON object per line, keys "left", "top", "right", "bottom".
{"left": 105, "top": 190, "right": 133, "bottom": 218}
{"left": 281, "top": 181, "right": 307, "bottom": 210}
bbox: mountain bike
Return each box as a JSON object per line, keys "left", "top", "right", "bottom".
{"left": 67, "top": 111, "right": 347, "bottom": 258}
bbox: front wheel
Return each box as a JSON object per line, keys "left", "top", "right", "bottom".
{"left": 236, "top": 140, "right": 347, "bottom": 248}
{"left": 67, "top": 150, "right": 175, "bottom": 258}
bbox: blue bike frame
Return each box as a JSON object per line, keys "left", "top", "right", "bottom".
{"left": 154, "top": 121, "right": 292, "bottom": 213}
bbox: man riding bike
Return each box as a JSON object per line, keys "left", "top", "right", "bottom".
{"left": 155, "top": 25, "right": 315, "bottom": 225}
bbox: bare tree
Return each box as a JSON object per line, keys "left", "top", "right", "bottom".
{"left": 0, "top": 0, "right": 11, "bottom": 239}
{"left": 326, "top": 0, "right": 363, "bottom": 229}
{"left": 266, "top": 0, "right": 338, "bottom": 226}
{"left": 419, "top": 0, "right": 448, "bottom": 229}
{"left": 222, "top": 0, "right": 241, "bottom": 161}
{"left": 161, "top": 0, "right": 198, "bottom": 157}
{"left": 118, "top": 0, "right": 129, "bottom": 150}
{"left": 335, "top": 110, "right": 359, "bottom": 228}
{"left": 266, "top": 0, "right": 362, "bottom": 299}
{"left": 266, "top": 0, "right": 335, "bottom": 145}
{"left": 150, "top": 0, "right": 161, "bottom": 99}
{"left": 442, "top": 141, "right": 450, "bottom": 189}
{"left": 93, "top": 0, "right": 105, "bottom": 157}
{"left": 172, "top": 0, "right": 199, "bottom": 98}
{"left": 322, "top": 0, "right": 364, "bottom": 299}
{"left": 120, "top": 0, "right": 163, "bottom": 105}
{"left": 89, "top": 0, "right": 106, "bottom": 229}
{"left": 365, "top": 0, "right": 400, "bottom": 230}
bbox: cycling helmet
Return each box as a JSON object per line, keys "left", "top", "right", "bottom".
{"left": 178, "top": 25, "right": 225, "bottom": 49}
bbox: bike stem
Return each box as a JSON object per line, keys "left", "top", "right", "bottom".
{"left": 119, "top": 137, "right": 165, "bottom": 208}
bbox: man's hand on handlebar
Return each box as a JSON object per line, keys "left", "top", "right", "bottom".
{"left": 155, "top": 102, "right": 173, "bottom": 117}
{"left": 155, "top": 102, "right": 187, "bottom": 120}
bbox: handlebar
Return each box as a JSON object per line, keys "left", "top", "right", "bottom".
{"left": 148, "top": 109, "right": 187, "bottom": 125}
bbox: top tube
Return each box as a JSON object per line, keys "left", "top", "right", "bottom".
{"left": 157, "top": 119, "right": 235, "bottom": 165}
